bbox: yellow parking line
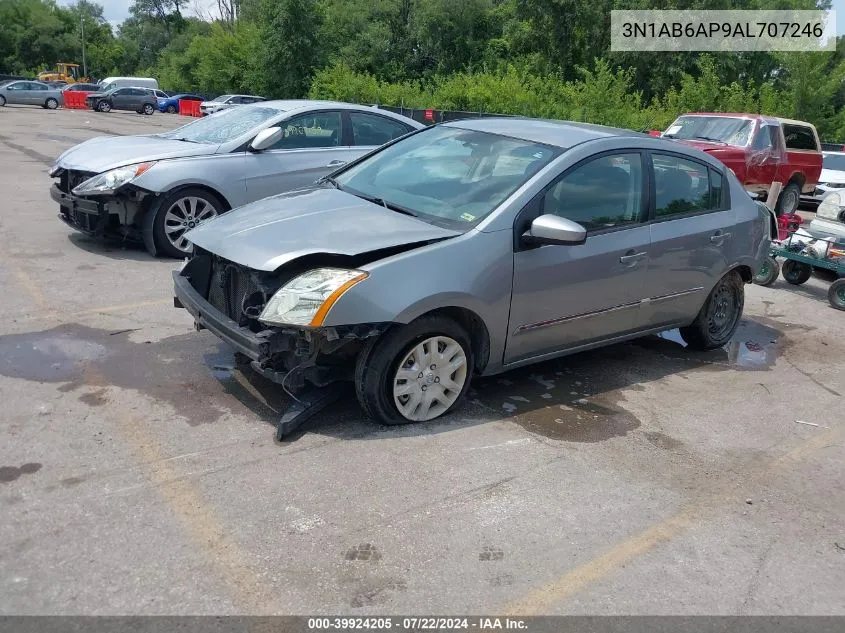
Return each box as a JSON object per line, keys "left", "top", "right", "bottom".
{"left": 16, "top": 298, "right": 170, "bottom": 323}
{"left": 82, "top": 365, "right": 282, "bottom": 612}
{"left": 504, "top": 425, "right": 843, "bottom": 615}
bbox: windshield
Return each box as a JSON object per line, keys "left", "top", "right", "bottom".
{"left": 213, "top": 94, "right": 232, "bottom": 102}
{"left": 158, "top": 105, "right": 279, "bottom": 144}
{"left": 664, "top": 116, "right": 754, "bottom": 146}
{"left": 334, "top": 126, "right": 560, "bottom": 226}
{"left": 823, "top": 154, "right": 845, "bottom": 172}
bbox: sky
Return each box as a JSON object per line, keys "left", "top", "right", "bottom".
{"left": 59, "top": 0, "right": 845, "bottom": 34}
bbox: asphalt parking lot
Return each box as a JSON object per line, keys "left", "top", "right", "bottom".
{"left": 1, "top": 105, "right": 844, "bottom": 615}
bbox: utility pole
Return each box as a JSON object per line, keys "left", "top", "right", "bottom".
{"left": 81, "top": 17, "right": 88, "bottom": 79}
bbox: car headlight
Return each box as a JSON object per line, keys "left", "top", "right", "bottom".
{"left": 258, "top": 268, "right": 368, "bottom": 327}
{"left": 817, "top": 191, "right": 843, "bottom": 221}
{"left": 72, "top": 162, "right": 156, "bottom": 195}
{"left": 47, "top": 163, "right": 61, "bottom": 177}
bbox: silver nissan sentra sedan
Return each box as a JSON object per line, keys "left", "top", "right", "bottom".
{"left": 173, "top": 117, "right": 774, "bottom": 434}
{"left": 48, "top": 100, "right": 423, "bottom": 257}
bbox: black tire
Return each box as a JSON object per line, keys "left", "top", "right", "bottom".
{"left": 354, "top": 315, "right": 474, "bottom": 425}
{"left": 45, "top": 97, "right": 58, "bottom": 109}
{"left": 753, "top": 256, "right": 779, "bottom": 286}
{"left": 166, "top": 104, "right": 177, "bottom": 114}
{"left": 98, "top": 100, "right": 111, "bottom": 113}
{"left": 680, "top": 270, "right": 745, "bottom": 351}
{"left": 142, "top": 103, "right": 154, "bottom": 115}
{"left": 782, "top": 259, "right": 812, "bottom": 285}
{"left": 775, "top": 182, "right": 801, "bottom": 216}
{"left": 828, "top": 279, "right": 845, "bottom": 311}
{"left": 0, "top": 95, "right": 6, "bottom": 106}
{"left": 150, "top": 187, "right": 226, "bottom": 258}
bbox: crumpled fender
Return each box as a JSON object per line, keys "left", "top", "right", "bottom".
{"left": 141, "top": 195, "right": 159, "bottom": 256}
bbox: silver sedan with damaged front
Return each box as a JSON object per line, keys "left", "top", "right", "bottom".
{"left": 48, "top": 100, "right": 423, "bottom": 257}
{"left": 173, "top": 118, "right": 773, "bottom": 435}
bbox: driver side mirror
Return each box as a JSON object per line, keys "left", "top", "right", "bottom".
{"left": 522, "top": 214, "right": 587, "bottom": 246}
{"left": 249, "top": 126, "right": 283, "bottom": 152}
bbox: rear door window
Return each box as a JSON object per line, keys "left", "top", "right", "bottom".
{"left": 652, "top": 154, "right": 721, "bottom": 218}
{"left": 349, "top": 112, "right": 413, "bottom": 146}
{"left": 782, "top": 124, "right": 818, "bottom": 151}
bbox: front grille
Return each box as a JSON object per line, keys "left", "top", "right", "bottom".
{"left": 207, "top": 258, "right": 264, "bottom": 326}
{"left": 59, "top": 169, "right": 96, "bottom": 194}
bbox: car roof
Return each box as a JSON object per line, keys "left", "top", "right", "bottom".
{"left": 440, "top": 117, "right": 645, "bottom": 149}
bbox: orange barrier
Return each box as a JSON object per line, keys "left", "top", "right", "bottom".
{"left": 62, "top": 91, "right": 93, "bottom": 109}
{"left": 179, "top": 99, "right": 202, "bottom": 117}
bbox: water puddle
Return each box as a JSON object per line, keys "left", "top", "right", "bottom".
{"left": 0, "top": 324, "right": 288, "bottom": 426}
{"left": 472, "top": 318, "right": 783, "bottom": 441}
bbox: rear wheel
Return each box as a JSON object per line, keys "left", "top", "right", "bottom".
{"left": 166, "top": 104, "right": 177, "bottom": 114}
{"left": 0, "top": 95, "right": 6, "bottom": 106}
{"left": 753, "top": 256, "right": 779, "bottom": 286}
{"left": 828, "top": 279, "right": 845, "bottom": 311}
{"left": 680, "top": 270, "right": 744, "bottom": 350}
{"left": 782, "top": 259, "right": 812, "bottom": 285}
{"left": 775, "top": 182, "right": 801, "bottom": 216}
{"left": 142, "top": 103, "right": 154, "bottom": 115}
{"left": 97, "top": 100, "right": 111, "bottom": 113}
{"left": 151, "top": 187, "right": 225, "bottom": 257}
{"left": 355, "top": 316, "right": 473, "bottom": 425}
{"left": 45, "top": 97, "right": 58, "bottom": 109}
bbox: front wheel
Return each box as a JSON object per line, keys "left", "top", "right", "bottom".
{"left": 45, "top": 97, "right": 58, "bottom": 109}
{"left": 828, "top": 279, "right": 845, "bottom": 311}
{"left": 98, "top": 100, "right": 111, "bottom": 113}
{"left": 355, "top": 316, "right": 473, "bottom": 425}
{"left": 680, "top": 270, "right": 744, "bottom": 351}
{"left": 166, "top": 104, "right": 177, "bottom": 114}
{"left": 0, "top": 95, "right": 6, "bottom": 106}
{"left": 150, "top": 187, "right": 225, "bottom": 257}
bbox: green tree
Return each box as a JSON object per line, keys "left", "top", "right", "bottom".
{"left": 257, "top": 0, "right": 322, "bottom": 98}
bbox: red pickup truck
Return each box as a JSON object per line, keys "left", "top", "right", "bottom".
{"left": 662, "top": 113, "right": 822, "bottom": 215}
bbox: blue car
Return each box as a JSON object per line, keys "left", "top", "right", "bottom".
{"left": 158, "top": 93, "right": 204, "bottom": 114}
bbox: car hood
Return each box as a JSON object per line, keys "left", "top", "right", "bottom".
{"left": 186, "top": 187, "right": 463, "bottom": 272}
{"left": 820, "top": 168, "right": 845, "bottom": 184}
{"left": 86, "top": 92, "right": 109, "bottom": 99}
{"left": 54, "top": 135, "right": 218, "bottom": 172}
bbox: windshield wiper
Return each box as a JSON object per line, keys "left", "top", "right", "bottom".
{"left": 351, "top": 190, "right": 418, "bottom": 217}
{"left": 691, "top": 135, "right": 727, "bottom": 144}
{"left": 171, "top": 137, "right": 200, "bottom": 143}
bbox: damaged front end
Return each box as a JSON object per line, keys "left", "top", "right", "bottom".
{"left": 51, "top": 166, "right": 151, "bottom": 242}
{"left": 173, "top": 249, "right": 390, "bottom": 392}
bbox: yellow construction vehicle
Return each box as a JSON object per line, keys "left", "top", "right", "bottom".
{"left": 38, "top": 63, "right": 90, "bottom": 84}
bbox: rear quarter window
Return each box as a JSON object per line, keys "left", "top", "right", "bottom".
{"left": 782, "top": 124, "right": 818, "bottom": 151}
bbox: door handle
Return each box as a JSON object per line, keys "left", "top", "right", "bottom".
{"left": 710, "top": 231, "right": 732, "bottom": 243}
{"left": 325, "top": 160, "right": 346, "bottom": 167}
{"left": 619, "top": 251, "right": 647, "bottom": 264}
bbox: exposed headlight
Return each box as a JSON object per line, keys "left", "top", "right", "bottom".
{"left": 259, "top": 268, "right": 368, "bottom": 327}
{"left": 817, "top": 192, "right": 843, "bottom": 220}
{"left": 72, "top": 162, "right": 156, "bottom": 195}
{"left": 48, "top": 163, "right": 61, "bottom": 177}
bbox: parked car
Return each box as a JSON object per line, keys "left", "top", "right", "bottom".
{"left": 49, "top": 100, "right": 423, "bottom": 257}
{"left": 0, "top": 80, "right": 63, "bottom": 109}
{"left": 153, "top": 89, "right": 169, "bottom": 101}
{"left": 809, "top": 191, "right": 845, "bottom": 240}
{"left": 85, "top": 87, "right": 158, "bottom": 114}
{"left": 172, "top": 118, "right": 772, "bottom": 427}
{"left": 662, "top": 113, "right": 822, "bottom": 216}
{"left": 200, "top": 94, "right": 266, "bottom": 116}
{"left": 63, "top": 82, "right": 102, "bottom": 93}
{"left": 800, "top": 152, "right": 845, "bottom": 207}
{"left": 98, "top": 76, "right": 159, "bottom": 91}
{"left": 158, "top": 93, "right": 204, "bottom": 114}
